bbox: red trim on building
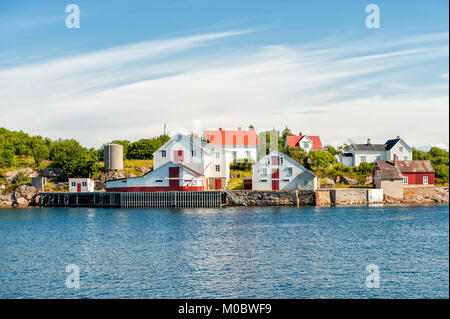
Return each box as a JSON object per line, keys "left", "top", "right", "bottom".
{"left": 204, "top": 129, "right": 258, "bottom": 146}
{"left": 106, "top": 185, "right": 206, "bottom": 192}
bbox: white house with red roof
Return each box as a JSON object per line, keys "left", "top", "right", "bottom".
{"left": 204, "top": 127, "right": 259, "bottom": 167}
{"left": 285, "top": 132, "right": 323, "bottom": 152}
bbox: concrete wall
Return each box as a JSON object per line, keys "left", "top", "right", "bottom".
{"left": 367, "top": 189, "right": 384, "bottom": 203}
{"left": 403, "top": 185, "right": 436, "bottom": 196}
{"left": 374, "top": 179, "right": 403, "bottom": 199}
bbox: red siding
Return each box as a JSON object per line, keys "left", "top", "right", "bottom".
{"left": 106, "top": 185, "right": 206, "bottom": 192}
{"left": 403, "top": 173, "right": 435, "bottom": 185}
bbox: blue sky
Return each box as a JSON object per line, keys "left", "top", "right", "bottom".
{"left": 0, "top": 0, "right": 448, "bottom": 149}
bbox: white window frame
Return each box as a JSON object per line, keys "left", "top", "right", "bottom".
{"left": 302, "top": 142, "right": 309, "bottom": 148}
{"left": 286, "top": 167, "right": 292, "bottom": 176}
{"left": 215, "top": 152, "right": 220, "bottom": 159}
{"left": 399, "top": 147, "right": 403, "bottom": 152}
{"left": 403, "top": 156, "right": 408, "bottom": 161}
{"left": 423, "top": 176, "right": 428, "bottom": 184}
{"left": 360, "top": 156, "right": 367, "bottom": 163}
{"left": 262, "top": 168, "right": 267, "bottom": 176}
{"left": 403, "top": 177, "right": 408, "bottom": 184}
{"left": 191, "top": 150, "right": 196, "bottom": 157}
{"left": 215, "top": 165, "right": 220, "bottom": 172}
{"left": 161, "top": 150, "right": 166, "bottom": 157}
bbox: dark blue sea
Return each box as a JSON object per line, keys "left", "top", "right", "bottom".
{"left": 0, "top": 205, "right": 448, "bottom": 299}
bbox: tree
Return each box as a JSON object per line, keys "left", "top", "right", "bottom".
{"left": 287, "top": 147, "right": 308, "bottom": 165}
{"left": 305, "top": 150, "right": 337, "bottom": 171}
{"left": 357, "top": 162, "right": 374, "bottom": 175}
{"left": 280, "top": 126, "right": 293, "bottom": 149}
{"left": 0, "top": 147, "right": 15, "bottom": 168}
{"left": 31, "top": 136, "right": 50, "bottom": 166}
{"left": 324, "top": 144, "right": 340, "bottom": 156}
{"left": 50, "top": 139, "right": 99, "bottom": 180}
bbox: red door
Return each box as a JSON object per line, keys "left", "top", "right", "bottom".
{"left": 174, "top": 150, "right": 184, "bottom": 162}
{"left": 272, "top": 180, "right": 279, "bottom": 190}
{"left": 169, "top": 166, "right": 180, "bottom": 190}
{"left": 215, "top": 179, "right": 222, "bottom": 190}
{"left": 77, "top": 183, "right": 81, "bottom": 192}
{"left": 272, "top": 168, "right": 279, "bottom": 178}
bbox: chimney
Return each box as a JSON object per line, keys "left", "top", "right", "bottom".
{"left": 397, "top": 135, "right": 400, "bottom": 139}
{"left": 299, "top": 132, "right": 303, "bottom": 137}
{"left": 237, "top": 127, "right": 242, "bottom": 131}
{"left": 367, "top": 138, "right": 371, "bottom": 145}
{"left": 219, "top": 128, "right": 222, "bottom": 131}
{"left": 394, "top": 154, "right": 398, "bottom": 167}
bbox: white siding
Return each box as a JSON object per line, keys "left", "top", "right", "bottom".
{"left": 387, "top": 139, "right": 412, "bottom": 161}
{"left": 69, "top": 178, "right": 95, "bottom": 192}
{"left": 252, "top": 151, "right": 317, "bottom": 191}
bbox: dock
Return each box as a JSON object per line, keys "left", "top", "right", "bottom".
{"left": 38, "top": 191, "right": 226, "bottom": 208}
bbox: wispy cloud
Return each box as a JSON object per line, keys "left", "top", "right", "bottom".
{"left": 0, "top": 30, "right": 448, "bottom": 148}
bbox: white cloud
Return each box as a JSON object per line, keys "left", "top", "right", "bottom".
{"left": 0, "top": 30, "right": 448, "bottom": 148}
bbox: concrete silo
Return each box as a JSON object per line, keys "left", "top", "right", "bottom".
{"left": 104, "top": 144, "right": 124, "bottom": 171}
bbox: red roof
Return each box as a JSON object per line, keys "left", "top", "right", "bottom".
{"left": 286, "top": 133, "right": 323, "bottom": 150}
{"left": 204, "top": 129, "right": 258, "bottom": 146}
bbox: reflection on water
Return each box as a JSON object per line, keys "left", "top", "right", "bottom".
{"left": 0, "top": 205, "right": 448, "bottom": 298}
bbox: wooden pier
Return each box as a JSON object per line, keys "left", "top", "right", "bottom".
{"left": 38, "top": 191, "right": 225, "bottom": 208}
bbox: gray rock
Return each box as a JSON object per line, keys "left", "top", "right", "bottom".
{"left": 342, "top": 176, "right": 360, "bottom": 185}
{"left": 39, "top": 167, "right": 63, "bottom": 178}
{"left": 2, "top": 168, "right": 38, "bottom": 183}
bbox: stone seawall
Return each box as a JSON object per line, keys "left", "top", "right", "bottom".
{"left": 229, "top": 190, "right": 315, "bottom": 206}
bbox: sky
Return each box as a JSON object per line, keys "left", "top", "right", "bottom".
{"left": 0, "top": 0, "right": 448, "bottom": 150}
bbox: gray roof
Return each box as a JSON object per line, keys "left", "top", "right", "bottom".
{"left": 352, "top": 143, "right": 386, "bottom": 151}
{"left": 352, "top": 137, "right": 403, "bottom": 151}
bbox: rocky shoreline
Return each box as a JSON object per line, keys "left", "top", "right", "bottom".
{"left": 1, "top": 168, "right": 448, "bottom": 208}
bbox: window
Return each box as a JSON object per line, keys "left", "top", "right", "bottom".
{"left": 403, "top": 177, "right": 408, "bottom": 184}
{"left": 191, "top": 150, "right": 196, "bottom": 157}
{"left": 215, "top": 165, "right": 220, "bottom": 172}
{"left": 360, "top": 156, "right": 367, "bottom": 163}
{"left": 282, "top": 179, "right": 289, "bottom": 182}
{"left": 287, "top": 167, "right": 293, "bottom": 176}
{"left": 423, "top": 176, "right": 428, "bottom": 184}
{"left": 303, "top": 142, "right": 309, "bottom": 148}
{"left": 399, "top": 147, "right": 403, "bottom": 152}
{"left": 260, "top": 179, "right": 267, "bottom": 183}
{"left": 192, "top": 180, "right": 197, "bottom": 186}
{"left": 232, "top": 151, "right": 237, "bottom": 159}
{"left": 71, "top": 182, "right": 76, "bottom": 187}
{"left": 262, "top": 168, "right": 267, "bottom": 176}
{"left": 215, "top": 152, "right": 220, "bottom": 159}
{"left": 403, "top": 156, "right": 408, "bottom": 161}
{"left": 82, "top": 182, "right": 87, "bottom": 187}
{"left": 376, "top": 156, "right": 381, "bottom": 160}
{"left": 155, "top": 179, "right": 163, "bottom": 183}
{"left": 122, "top": 180, "right": 127, "bottom": 183}
{"left": 280, "top": 157, "right": 284, "bottom": 165}
{"left": 161, "top": 150, "right": 166, "bottom": 157}
{"left": 245, "top": 151, "right": 251, "bottom": 159}
{"left": 266, "top": 158, "right": 270, "bottom": 165}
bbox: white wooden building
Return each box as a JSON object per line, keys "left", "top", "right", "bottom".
{"left": 340, "top": 136, "right": 412, "bottom": 167}
{"left": 69, "top": 178, "right": 95, "bottom": 192}
{"left": 105, "top": 161, "right": 207, "bottom": 192}
{"left": 252, "top": 151, "right": 318, "bottom": 191}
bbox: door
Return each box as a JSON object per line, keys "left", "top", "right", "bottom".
{"left": 174, "top": 150, "right": 184, "bottom": 162}
{"left": 77, "top": 183, "right": 81, "bottom": 192}
{"left": 272, "top": 168, "right": 279, "bottom": 178}
{"left": 215, "top": 179, "right": 222, "bottom": 190}
{"left": 169, "top": 166, "right": 180, "bottom": 189}
{"left": 272, "top": 180, "right": 279, "bottom": 190}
